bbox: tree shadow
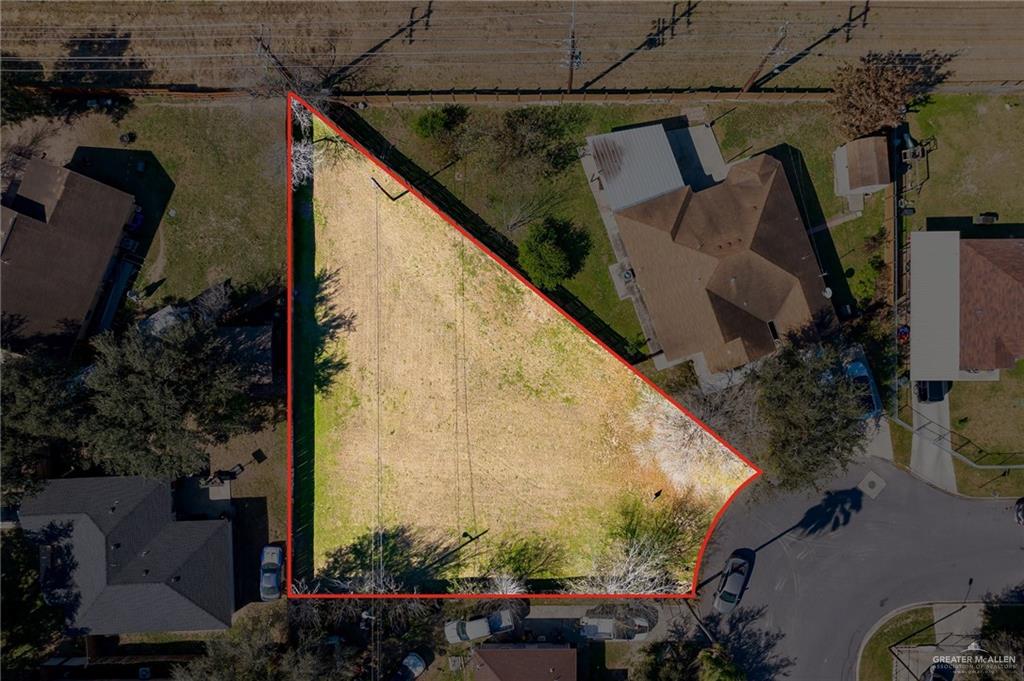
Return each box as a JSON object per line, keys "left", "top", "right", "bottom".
{"left": 52, "top": 32, "right": 152, "bottom": 121}
{"left": 309, "top": 268, "right": 356, "bottom": 393}
{"left": 316, "top": 525, "right": 469, "bottom": 594}
{"left": 702, "top": 605, "right": 796, "bottom": 681}
{"left": 1, "top": 33, "right": 152, "bottom": 124}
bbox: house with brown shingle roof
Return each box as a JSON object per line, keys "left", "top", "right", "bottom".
{"left": 584, "top": 122, "right": 830, "bottom": 377}
{"left": 909, "top": 231, "right": 1024, "bottom": 381}
{"left": 1, "top": 159, "right": 136, "bottom": 356}
{"left": 833, "top": 135, "right": 891, "bottom": 212}
{"left": 470, "top": 644, "right": 576, "bottom": 681}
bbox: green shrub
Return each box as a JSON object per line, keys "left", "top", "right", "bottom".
{"left": 412, "top": 104, "right": 469, "bottom": 139}
{"left": 517, "top": 217, "right": 591, "bottom": 290}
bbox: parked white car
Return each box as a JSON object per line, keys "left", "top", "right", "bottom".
{"left": 444, "top": 609, "right": 514, "bottom": 644}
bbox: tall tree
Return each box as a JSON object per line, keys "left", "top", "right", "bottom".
{"left": 78, "top": 321, "right": 250, "bottom": 478}
{"left": 697, "top": 645, "right": 745, "bottom": 681}
{"left": 0, "top": 353, "right": 81, "bottom": 502}
{"left": 755, "top": 342, "right": 868, "bottom": 491}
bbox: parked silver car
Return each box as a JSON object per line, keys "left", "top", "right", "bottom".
{"left": 259, "top": 545, "right": 284, "bottom": 601}
{"left": 712, "top": 551, "right": 753, "bottom": 615}
{"left": 444, "top": 609, "right": 514, "bottom": 643}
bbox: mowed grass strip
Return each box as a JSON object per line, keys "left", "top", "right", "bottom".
{"left": 859, "top": 607, "right": 935, "bottom": 681}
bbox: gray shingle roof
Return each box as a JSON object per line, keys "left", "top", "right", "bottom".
{"left": 19, "top": 477, "right": 233, "bottom": 634}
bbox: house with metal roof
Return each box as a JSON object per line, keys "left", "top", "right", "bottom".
{"left": 909, "top": 231, "right": 1024, "bottom": 381}
{"left": 583, "top": 121, "right": 830, "bottom": 379}
{"left": 18, "top": 477, "right": 234, "bottom": 635}
{"left": 1, "top": 159, "right": 136, "bottom": 356}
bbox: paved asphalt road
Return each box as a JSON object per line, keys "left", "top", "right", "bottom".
{"left": 696, "top": 458, "right": 1023, "bottom": 680}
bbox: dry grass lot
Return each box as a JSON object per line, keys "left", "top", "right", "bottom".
{"left": 310, "top": 133, "right": 753, "bottom": 578}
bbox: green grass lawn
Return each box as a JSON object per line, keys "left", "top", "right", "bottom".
{"left": 859, "top": 607, "right": 936, "bottom": 681}
{"left": 949, "top": 360, "right": 1024, "bottom": 455}
{"left": 890, "top": 420, "right": 913, "bottom": 469}
{"left": 359, "top": 104, "right": 684, "bottom": 347}
{"left": 908, "top": 95, "right": 1024, "bottom": 231}
{"left": 51, "top": 99, "right": 286, "bottom": 302}
{"left": 948, "top": 360, "right": 1024, "bottom": 497}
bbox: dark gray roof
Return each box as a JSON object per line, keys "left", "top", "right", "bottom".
{"left": 19, "top": 477, "right": 233, "bottom": 634}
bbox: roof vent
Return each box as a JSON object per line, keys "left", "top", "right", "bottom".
{"left": 112, "top": 542, "right": 121, "bottom": 549}
{"left": 171, "top": 575, "right": 181, "bottom": 583}
{"left": 142, "top": 569, "right": 150, "bottom": 576}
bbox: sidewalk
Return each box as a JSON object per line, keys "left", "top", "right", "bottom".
{"left": 910, "top": 391, "right": 958, "bottom": 493}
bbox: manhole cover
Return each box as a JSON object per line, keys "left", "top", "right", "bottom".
{"left": 857, "top": 471, "right": 886, "bottom": 499}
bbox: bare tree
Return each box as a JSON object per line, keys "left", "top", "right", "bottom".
{"left": 830, "top": 50, "right": 954, "bottom": 139}
{"left": 291, "top": 137, "right": 315, "bottom": 188}
{"left": 631, "top": 391, "right": 754, "bottom": 503}
{"left": 570, "top": 538, "right": 682, "bottom": 595}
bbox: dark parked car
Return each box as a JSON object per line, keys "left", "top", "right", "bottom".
{"left": 1015, "top": 497, "right": 1024, "bottom": 527}
{"left": 712, "top": 550, "right": 753, "bottom": 615}
{"left": 259, "top": 545, "right": 284, "bottom": 601}
{"left": 916, "top": 380, "right": 947, "bottom": 403}
{"left": 846, "top": 358, "right": 882, "bottom": 419}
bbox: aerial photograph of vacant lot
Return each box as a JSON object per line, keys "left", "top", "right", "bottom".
{"left": 294, "top": 107, "right": 756, "bottom": 595}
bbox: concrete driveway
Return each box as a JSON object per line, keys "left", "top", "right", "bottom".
{"left": 697, "top": 459, "right": 1023, "bottom": 680}
{"left": 910, "top": 391, "right": 958, "bottom": 492}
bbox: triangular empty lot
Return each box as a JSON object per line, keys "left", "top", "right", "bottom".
{"left": 288, "top": 95, "right": 758, "bottom": 597}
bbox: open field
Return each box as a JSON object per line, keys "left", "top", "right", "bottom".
{"left": 0, "top": 99, "right": 285, "bottom": 301}
{"left": 3, "top": 2, "right": 1023, "bottom": 92}
{"left": 305, "top": 121, "right": 754, "bottom": 588}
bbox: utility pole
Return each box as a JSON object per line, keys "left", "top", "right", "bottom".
{"left": 741, "top": 21, "right": 788, "bottom": 93}
{"left": 566, "top": 0, "right": 581, "bottom": 92}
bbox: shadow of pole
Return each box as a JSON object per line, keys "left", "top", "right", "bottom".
{"left": 698, "top": 487, "right": 865, "bottom": 589}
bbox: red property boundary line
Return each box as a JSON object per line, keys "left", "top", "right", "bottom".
{"left": 285, "top": 91, "right": 762, "bottom": 600}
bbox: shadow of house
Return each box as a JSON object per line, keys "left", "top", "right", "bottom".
{"left": 67, "top": 147, "right": 174, "bottom": 268}
{"left": 0, "top": 156, "right": 167, "bottom": 357}
{"left": 764, "top": 143, "right": 855, "bottom": 318}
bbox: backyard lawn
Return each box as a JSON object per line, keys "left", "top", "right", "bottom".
{"left": 358, "top": 104, "right": 681, "bottom": 349}
{"left": 908, "top": 95, "right": 1024, "bottom": 230}
{"left": 859, "top": 607, "right": 936, "bottom": 681}
{"left": 2, "top": 98, "right": 286, "bottom": 302}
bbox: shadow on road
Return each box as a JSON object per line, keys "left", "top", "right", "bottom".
{"left": 668, "top": 605, "right": 795, "bottom": 681}
{"left": 700, "top": 487, "right": 865, "bottom": 589}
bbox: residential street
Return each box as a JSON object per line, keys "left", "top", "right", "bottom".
{"left": 697, "top": 459, "right": 1023, "bottom": 680}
